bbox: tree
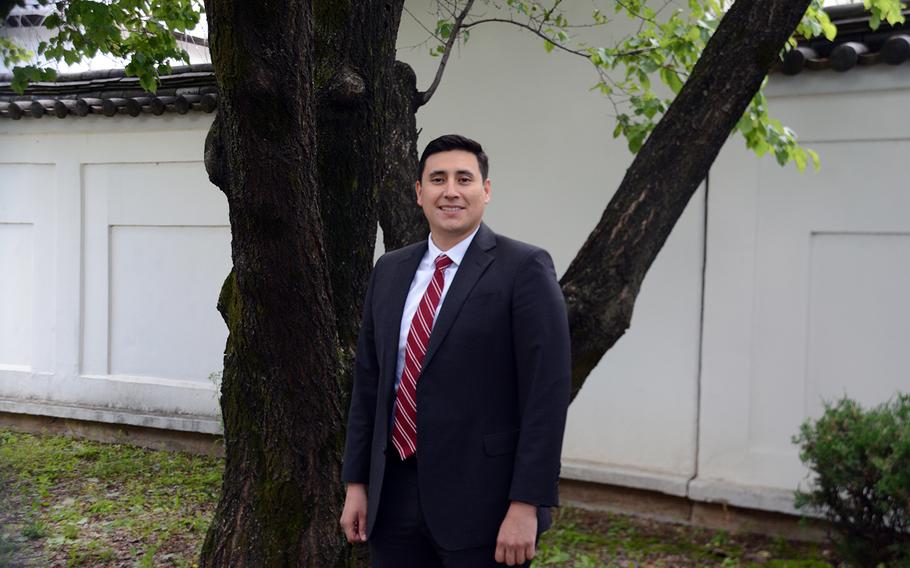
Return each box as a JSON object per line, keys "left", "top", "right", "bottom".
{"left": 204, "top": 1, "right": 808, "bottom": 558}
{"left": 3, "top": 0, "right": 906, "bottom": 565}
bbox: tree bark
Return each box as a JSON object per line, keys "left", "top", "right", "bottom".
{"left": 200, "top": 0, "right": 406, "bottom": 565}
{"left": 314, "top": 1, "right": 407, "bottom": 355}
{"left": 377, "top": 61, "right": 429, "bottom": 251}
{"left": 200, "top": 1, "right": 341, "bottom": 566}
{"left": 560, "top": 0, "right": 812, "bottom": 400}
{"left": 201, "top": 8, "right": 341, "bottom": 560}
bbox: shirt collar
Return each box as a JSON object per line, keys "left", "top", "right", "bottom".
{"left": 427, "top": 225, "right": 481, "bottom": 267}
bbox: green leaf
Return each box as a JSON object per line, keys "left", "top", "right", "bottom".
{"left": 870, "top": 12, "right": 882, "bottom": 30}
{"left": 139, "top": 73, "right": 157, "bottom": 93}
{"left": 638, "top": 70, "right": 650, "bottom": 91}
{"left": 628, "top": 131, "right": 646, "bottom": 153}
{"left": 659, "top": 67, "right": 684, "bottom": 94}
{"left": 793, "top": 148, "right": 807, "bottom": 172}
{"left": 821, "top": 19, "right": 837, "bottom": 41}
{"left": 736, "top": 117, "right": 753, "bottom": 135}
{"left": 437, "top": 20, "right": 453, "bottom": 40}
{"left": 43, "top": 12, "right": 61, "bottom": 28}
{"left": 639, "top": 58, "right": 659, "bottom": 74}
{"left": 808, "top": 149, "right": 821, "bottom": 171}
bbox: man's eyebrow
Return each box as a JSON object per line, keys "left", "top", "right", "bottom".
{"left": 427, "top": 169, "right": 476, "bottom": 177}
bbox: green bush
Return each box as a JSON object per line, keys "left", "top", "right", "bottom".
{"left": 793, "top": 393, "right": 910, "bottom": 567}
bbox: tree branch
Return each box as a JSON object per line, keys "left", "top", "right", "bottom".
{"left": 461, "top": 17, "right": 589, "bottom": 57}
{"left": 416, "top": 2, "right": 659, "bottom": 110}
{"left": 417, "top": 0, "right": 476, "bottom": 108}
{"left": 403, "top": 5, "right": 445, "bottom": 43}
{"left": 460, "top": 17, "right": 658, "bottom": 62}
{"left": 616, "top": 0, "right": 658, "bottom": 24}
{"left": 560, "top": 0, "right": 813, "bottom": 401}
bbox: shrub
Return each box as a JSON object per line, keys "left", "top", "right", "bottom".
{"left": 793, "top": 393, "right": 910, "bottom": 567}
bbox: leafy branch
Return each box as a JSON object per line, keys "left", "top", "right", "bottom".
{"left": 417, "top": 0, "right": 904, "bottom": 171}
{"left": 7, "top": 0, "right": 203, "bottom": 94}
{"left": 419, "top": 0, "right": 477, "bottom": 106}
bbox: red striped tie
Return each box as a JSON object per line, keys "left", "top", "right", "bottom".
{"left": 391, "top": 254, "right": 454, "bottom": 460}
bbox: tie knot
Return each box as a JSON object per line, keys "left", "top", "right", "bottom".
{"left": 435, "top": 254, "right": 453, "bottom": 271}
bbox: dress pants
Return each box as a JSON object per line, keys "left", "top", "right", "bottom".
{"left": 369, "top": 447, "right": 532, "bottom": 568}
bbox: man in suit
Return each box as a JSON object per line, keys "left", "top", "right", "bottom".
{"left": 340, "top": 134, "right": 571, "bottom": 567}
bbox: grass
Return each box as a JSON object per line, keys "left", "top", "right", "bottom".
{"left": 536, "top": 509, "right": 834, "bottom": 567}
{"left": 0, "top": 429, "right": 836, "bottom": 567}
{"left": 0, "top": 429, "right": 222, "bottom": 567}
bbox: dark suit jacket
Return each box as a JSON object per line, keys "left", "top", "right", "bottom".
{"left": 342, "top": 222, "right": 571, "bottom": 550}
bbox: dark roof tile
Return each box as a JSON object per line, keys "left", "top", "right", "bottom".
{"left": 0, "top": 64, "right": 217, "bottom": 120}
{"left": 777, "top": 6, "right": 910, "bottom": 75}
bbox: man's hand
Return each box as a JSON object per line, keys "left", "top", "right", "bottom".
{"left": 339, "top": 483, "right": 368, "bottom": 543}
{"left": 494, "top": 501, "right": 537, "bottom": 566}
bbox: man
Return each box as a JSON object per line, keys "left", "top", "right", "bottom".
{"left": 340, "top": 134, "right": 571, "bottom": 567}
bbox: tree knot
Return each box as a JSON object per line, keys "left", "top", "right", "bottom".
{"left": 326, "top": 66, "right": 366, "bottom": 108}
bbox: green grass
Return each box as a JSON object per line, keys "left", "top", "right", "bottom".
{"left": 0, "top": 429, "right": 836, "bottom": 567}
{"left": 0, "top": 429, "right": 223, "bottom": 567}
{"left": 536, "top": 508, "right": 834, "bottom": 567}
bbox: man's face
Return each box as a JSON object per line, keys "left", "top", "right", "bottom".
{"left": 416, "top": 149, "right": 491, "bottom": 247}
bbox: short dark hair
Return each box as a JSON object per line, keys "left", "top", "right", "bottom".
{"left": 417, "top": 134, "right": 489, "bottom": 181}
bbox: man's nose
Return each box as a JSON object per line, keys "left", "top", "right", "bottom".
{"left": 443, "top": 181, "right": 459, "bottom": 197}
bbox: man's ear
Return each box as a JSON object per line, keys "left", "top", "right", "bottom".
{"left": 483, "top": 178, "right": 491, "bottom": 204}
{"left": 415, "top": 181, "right": 423, "bottom": 206}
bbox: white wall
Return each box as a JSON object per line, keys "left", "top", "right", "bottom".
{"left": 694, "top": 67, "right": 910, "bottom": 513}
{"left": 0, "top": 115, "right": 226, "bottom": 433}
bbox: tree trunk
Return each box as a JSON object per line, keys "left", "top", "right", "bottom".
{"left": 199, "top": 0, "right": 403, "bottom": 566}
{"left": 561, "top": 0, "right": 812, "bottom": 400}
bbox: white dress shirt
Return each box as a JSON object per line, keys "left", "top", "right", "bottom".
{"left": 394, "top": 226, "right": 480, "bottom": 390}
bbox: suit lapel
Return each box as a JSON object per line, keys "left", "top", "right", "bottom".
{"left": 422, "top": 223, "right": 497, "bottom": 373}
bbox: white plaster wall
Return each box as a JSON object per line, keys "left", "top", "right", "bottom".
{"left": 0, "top": 163, "right": 53, "bottom": 374}
{"left": 0, "top": 115, "right": 226, "bottom": 433}
{"left": 694, "top": 67, "right": 910, "bottom": 513}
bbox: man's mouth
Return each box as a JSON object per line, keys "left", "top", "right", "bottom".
{"left": 439, "top": 206, "right": 464, "bottom": 212}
